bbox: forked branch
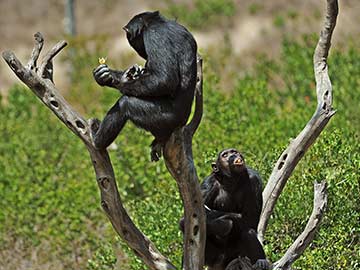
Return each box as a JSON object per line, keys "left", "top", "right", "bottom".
{"left": 187, "top": 56, "right": 203, "bottom": 136}
{"left": 2, "top": 33, "right": 178, "bottom": 270}
{"left": 259, "top": 0, "right": 338, "bottom": 241}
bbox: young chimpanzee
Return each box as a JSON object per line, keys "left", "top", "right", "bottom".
{"left": 91, "top": 11, "right": 197, "bottom": 161}
{"left": 180, "top": 148, "right": 270, "bottom": 270}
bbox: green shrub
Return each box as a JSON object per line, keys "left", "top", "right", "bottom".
{"left": 87, "top": 243, "right": 117, "bottom": 270}
{"left": 248, "top": 3, "right": 263, "bottom": 15}
{"left": 0, "top": 86, "right": 107, "bottom": 267}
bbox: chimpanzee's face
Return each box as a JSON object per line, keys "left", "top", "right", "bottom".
{"left": 212, "top": 148, "right": 246, "bottom": 177}
{"left": 123, "top": 11, "right": 159, "bottom": 41}
{"left": 123, "top": 15, "right": 144, "bottom": 41}
{"left": 123, "top": 11, "right": 160, "bottom": 59}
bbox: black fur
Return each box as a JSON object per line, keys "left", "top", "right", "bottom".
{"left": 180, "top": 149, "right": 270, "bottom": 270}
{"left": 92, "top": 11, "right": 197, "bottom": 160}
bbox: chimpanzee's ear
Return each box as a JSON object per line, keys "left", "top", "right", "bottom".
{"left": 211, "top": 162, "right": 219, "bottom": 173}
{"left": 143, "top": 11, "right": 161, "bottom": 26}
{"left": 151, "top": 11, "right": 160, "bottom": 17}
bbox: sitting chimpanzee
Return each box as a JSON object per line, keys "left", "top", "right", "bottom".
{"left": 180, "top": 148, "right": 270, "bottom": 270}
{"left": 91, "top": 11, "right": 197, "bottom": 161}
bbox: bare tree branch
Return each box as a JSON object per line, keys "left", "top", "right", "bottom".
{"left": 163, "top": 56, "right": 206, "bottom": 270}
{"left": 27, "top": 32, "right": 44, "bottom": 70}
{"left": 2, "top": 50, "right": 90, "bottom": 144}
{"left": 258, "top": 0, "right": 338, "bottom": 242}
{"left": 273, "top": 181, "right": 328, "bottom": 270}
{"left": 2, "top": 35, "right": 176, "bottom": 270}
{"left": 187, "top": 56, "right": 203, "bottom": 136}
{"left": 38, "top": 40, "right": 67, "bottom": 80}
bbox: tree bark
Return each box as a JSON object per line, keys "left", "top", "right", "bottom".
{"left": 163, "top": 56, "right": 206, "bottom": 270}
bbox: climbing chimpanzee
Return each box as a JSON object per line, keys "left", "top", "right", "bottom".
{"left": 180, "top": 148, "right": 270, "bottom": 270}
{"left": 91, "top": 11, "right": 197, "bottom": 161}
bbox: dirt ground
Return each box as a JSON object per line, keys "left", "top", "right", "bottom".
{"left": 1, "top": 0, "right": 359, "bottom": 95}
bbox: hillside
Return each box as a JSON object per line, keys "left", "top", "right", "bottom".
{"left": 1, "top": 0, "right": 359, "bottom": 95}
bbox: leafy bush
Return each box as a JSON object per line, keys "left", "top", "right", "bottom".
{"left": 0, "top": 37, "right": 359, "bottom": 269}
{"left": 87, "top": 243, "right": 117, "bottom": 270}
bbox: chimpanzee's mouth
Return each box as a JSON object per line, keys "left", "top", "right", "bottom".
{"left": 233, "top": 157, "right": 243, "bottom": 166}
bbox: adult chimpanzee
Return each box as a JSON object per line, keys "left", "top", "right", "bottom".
{"left": 91, "top": 11, "right": 197, "bottom": 161}
{"left": 180, "top": 148, "right": 270, "bottom": 270}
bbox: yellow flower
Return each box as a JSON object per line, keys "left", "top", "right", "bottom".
{"left": 98, "top": 57, "right": 107, "bottom": 65}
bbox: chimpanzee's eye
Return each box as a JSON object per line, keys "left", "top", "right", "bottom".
{"left": 222, "top": 152, "right": 228, "bottom": 158}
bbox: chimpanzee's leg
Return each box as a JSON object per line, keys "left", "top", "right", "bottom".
{"left": 92, "top": 96, "right": 128, "bottom": 149}
{"left": 126, "top": 96, "right": 179, "bottom": 136}
{"left": 93, "top": 95, "right": 180, "bottom": 156}
{"left": 126, "top": 96, "right": 180, "bottom": 161}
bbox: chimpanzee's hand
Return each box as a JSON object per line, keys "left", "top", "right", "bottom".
{"left": 93, "top": 64, "right": 114, "bottom": 86}
{"left": 121, "top": 64, "right": 145, "bottom": 84}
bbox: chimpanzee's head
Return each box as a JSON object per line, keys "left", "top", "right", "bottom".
{"left": 212, "top": 148, "right": 246, "bottom": 177}
{"left": 123, "top": 11, "right": 161, "bottom": 59}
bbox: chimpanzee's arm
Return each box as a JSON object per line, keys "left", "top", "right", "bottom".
{"left": 200, "top": 175, "right": 221, "bottom": 207}
{"left": 93, "top": 64, "right": 124, "bottom": 89}
{"left": 206, "top": 209, "right": 243, "bottom": 237}
{"left": 245, "top": 168, "right": 264, "bottom": 229}
{"left": 115, "top": 30, "right": 180, "bottom": 97}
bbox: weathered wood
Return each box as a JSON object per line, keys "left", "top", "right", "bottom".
{"left": 187, "top": 56, "right": 203, "bottom": 136}
{"left": 258, "top": 0, "right": 338, "bottom": 242}
{"left": 27, "top": 32, "right": 43, "bottom": 70}
{"left": 163, "top": 57, "right": 206, "bottom": 270}
{"left": 2, "top": 36, "right": 176, "bottom": 270}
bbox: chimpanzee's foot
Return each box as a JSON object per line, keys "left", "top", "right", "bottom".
{"left": 225, "top": 257, "right": 250, "bottom": 270}
{"left": 150, "top": 139, "right": 163, "bottom": 162}
{"left": 253, "top": 259, "right": 271, "bottom": 270}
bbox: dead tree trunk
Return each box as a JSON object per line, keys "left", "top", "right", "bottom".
{"left": 2, "top": 34, "right": 205, "bottom": 270}
{"left": 2, "top": 0, "right": 338, "bottom": 269}
{"left": 163, "top": 57, "right": 206, "bottom": 270}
